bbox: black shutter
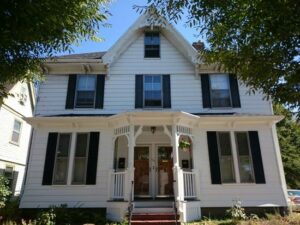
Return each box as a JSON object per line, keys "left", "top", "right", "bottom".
{"left": 65, "top": 75, "right": 77, "bottom": 109}
{"left": 163, "top": 75, "right": 171, "bottom": 108}
{"left": 201, "top": 74, "right": 211, "bottom": 108}
{"left": 207, "top": 132, "right": 222, "bottom": 184}
{"left": 42, "top": 133, "right": 58, "bottom": 185}
{"left": 248, "top": 131, "right": 266, "bottom": 184}
{"left": 135, "top": 75, "right": 143, "bottom": 108}
{"left": 229, "top": 74, "right": 241, "bottom": 108}
{"left": 86, "top": 132, "right": 100, "bottom": 185}
{"left": 95, "top": 75, "right": 105, "bottom": 109}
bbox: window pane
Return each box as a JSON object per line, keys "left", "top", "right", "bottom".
{"left": 75, "top": 133, "right": 88, "bottom": 157}
{"left": 218, "top": 132, "right": 235, "bottom": 183}
{"left": 210, "top": 75, "right": 229, "bottom": 90}
{"left": 211, "top": 90, "right": 231, "bottom": 107}
{"left": 77, "top": 75, "right": 96, "bottom": 91}
{"left": 57, "top": 134, "right": 71, "bottom": 157}
{"left": 72, "top": 133, "right": 89, "bottom": 184}
{"left": 53, "top": 158, "right": 68, "bottom": 184}
{"left": 76, "top": 91, "right": 95, "bottom": 107}
{"left": 11, "top": 131, "right": 20, "bottom": 143}
{"left": 13, "top": 120, "right": 21, "bottom": 132}
{"left": 235, "top": 132, "right": 255, "bottom": 183}
{"left": 144, "top": 75, "right": 162, "bottom": 107}
{"left": 73, "top": 158, "right": 86, "bottom": 184}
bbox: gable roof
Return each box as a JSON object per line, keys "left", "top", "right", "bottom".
{"left": 102, "top": 12, "right": 199, "bottom": 66}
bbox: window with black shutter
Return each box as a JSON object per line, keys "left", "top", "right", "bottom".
{"left": 201, "top": 74, "right": 241, "bottom": 108}
{"left": 65, "top": 74, "right": 105, "bottom": 109}
{"left": 135, "top": 74, "right": 171, "bottom": 108}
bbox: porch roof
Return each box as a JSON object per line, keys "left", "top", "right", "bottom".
{"left": 25, "top": 111, "right": 283, "bottom": 129}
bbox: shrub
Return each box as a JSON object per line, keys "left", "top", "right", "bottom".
{"left": 0, "top": 175, "right": 12, "bottom": 208}
{"left": 226, "top": 200, "right": 247, "bottom": 221}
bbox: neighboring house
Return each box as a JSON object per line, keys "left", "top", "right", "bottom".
{"left": 0, "top": 82, "right": 35, "bottom": 196}
{"left": 20, "top": 14, "right": 288, "bottom": 222}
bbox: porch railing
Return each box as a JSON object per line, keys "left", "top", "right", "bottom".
{"left": 111, "top": 171, "right": 127, "bottom": 199}
{"left": 182, "top": 170, "right": 197, "bottom": 199}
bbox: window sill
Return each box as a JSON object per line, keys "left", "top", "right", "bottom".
{"left": 143, "top": 57, "right": 161, "bottom": 60}
{"left": 209, "top": 107, "right": 234, "bottom": 110}
{"left": 220, "top": 183, "right": 258, "bottom": 186}
{"left": 9, "top": 141, "right": 20, "bottom": 146}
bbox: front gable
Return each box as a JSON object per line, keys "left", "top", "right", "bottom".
{"left": 102, "top": 13, "right": 199, "bottom": 71}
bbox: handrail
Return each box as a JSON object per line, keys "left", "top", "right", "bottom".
{"left": 182, "top": 170, "right": 197, "bottom": 199}
{"left": 128, "top": 180, "right": 134, "bottom": 225}
{"left": 173, "top": 179, "right": 178, "bottom": 224}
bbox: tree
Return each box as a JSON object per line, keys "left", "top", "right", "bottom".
{"left": 137, "top": 0, "right": 300, "bottom": 116}
{"left": 0, "top": 0, "right": 110, "bottom": 99}
{"left": 274, "top": 104, "right": 300, "bottom": 189}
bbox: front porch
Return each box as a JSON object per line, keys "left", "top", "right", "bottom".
{"left": 106, "top": 113, "right": 201, "bottom": 222}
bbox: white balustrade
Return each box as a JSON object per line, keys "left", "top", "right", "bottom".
{"left": 182, "top": 170, "right": 197, "bottom": 199}
{"left": 111, "top": 171, "right": 127, "bottom": 199}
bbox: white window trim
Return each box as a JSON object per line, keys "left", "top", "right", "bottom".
{"left": 209, "top": 74, "right": 233, "bottom": 109}
{"left": 143, "top": 75, "right": 163, "bottom": 108}
{"left": 71, "top": 133, "right": 90, "bottom": 185}
{"left": 10, "top": 119, "right": 22, "bottom": 146}
{"left": 52, "top": 133, "right": 72, "bottom": 185}
{"left": 74, "top": 75, "right": 97, "bottom": 109}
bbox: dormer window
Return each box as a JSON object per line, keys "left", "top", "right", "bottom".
{"left": 144, "top": 32, "right": 160, "bottom": 58}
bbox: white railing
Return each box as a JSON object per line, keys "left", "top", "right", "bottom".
{"left": 111, "top": 171, "right": 127, "bottom": 199}
{"left": 182, "top": 171, "right": 197, "bottom": 199}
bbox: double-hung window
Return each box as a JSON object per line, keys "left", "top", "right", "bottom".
{"left": 144, "top": 75, "right": 162, "bottom": 107}
{"left": 72, "top": 133, "right": 89, "bottom": 184}
{"left": 217, "top": 132, "right": 236, "bottom": 183}
{"left": 235, "top": 132, "right": 255, "bottom": 183}
{"left": 11, "top": 119, "right": 22, "bottom": 145}
{"left": 75, "top": 75, "right": 96, "bottom": 108}
{"left": 208, "top": 131, "right": 261, "bottom": 184}
{"left": 144, "top": 32, "right": 160, "bottom": 58}
{"left": 52, "top": 133, "right": 71, "bottom": 185}
{"left": 210, "top": 74, "right": 232, "bottom": 107}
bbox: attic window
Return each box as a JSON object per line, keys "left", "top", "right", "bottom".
{"left": 144, "top": 32, "right": 160, "bottom": 58}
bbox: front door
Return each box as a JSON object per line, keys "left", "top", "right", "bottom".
{"left": 156, "top": 146, "right": 174, "bottom": 197}
{"left": 134, "top": 146, "right": 150, "bottom": 197}
{"left": 134, "top": 146, "right": 174, "bottom": 198}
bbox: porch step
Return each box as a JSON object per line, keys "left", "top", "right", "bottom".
{"left": 131, "top": 213, "right": 179, "bottom": 225}
{"left": 133, "top": 207, "right": 174, "bottom": 213}
{"left": 134, "top": 200, "right": 173, "bottom": 208}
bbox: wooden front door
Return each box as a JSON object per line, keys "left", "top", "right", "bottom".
{"left": 134, "top": 146, "right": 150, "bottom": 197}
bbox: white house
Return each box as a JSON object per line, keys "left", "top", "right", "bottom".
{"left": 20, "top": 14, "right": 288, "bottom": 223}
{"left": 0, "top": 82, "right": 35, "bottom": 196}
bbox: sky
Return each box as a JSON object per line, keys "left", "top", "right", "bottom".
{"left": 62, "top": 0, "right": 201, "bottom": 55}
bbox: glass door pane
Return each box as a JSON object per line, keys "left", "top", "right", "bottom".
{"left": 134, "top": 147, "right": 150, "bottom": 196}
{"left": 157, "top": 147, "right": 173, "bottom": 197}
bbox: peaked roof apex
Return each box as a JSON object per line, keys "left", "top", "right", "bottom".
{"left": 102, "top": 12, "right": 199, "bottom": 65}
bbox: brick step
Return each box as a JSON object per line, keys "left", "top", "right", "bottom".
{"left": 132, "top": 213, "right": 179, "bottom": 220}
{"left": 131, "top": 220, "right": 179, "bottom": 225}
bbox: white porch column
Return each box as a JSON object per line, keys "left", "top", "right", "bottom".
{"left": 126, "top": 124, "right": 135, "bottom": 201}
{"left": 172, "top": 124, "right": 184, "bottom": 201}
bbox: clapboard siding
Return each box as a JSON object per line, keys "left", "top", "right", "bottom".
{"left": 35, "top": 33, "right": 272, "bottom": 116}
{"left": 20, "top": 128, "right": 115, "bottom": 208}
{"left": 192, "top": 125, "right": 287, "bottom": 207}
